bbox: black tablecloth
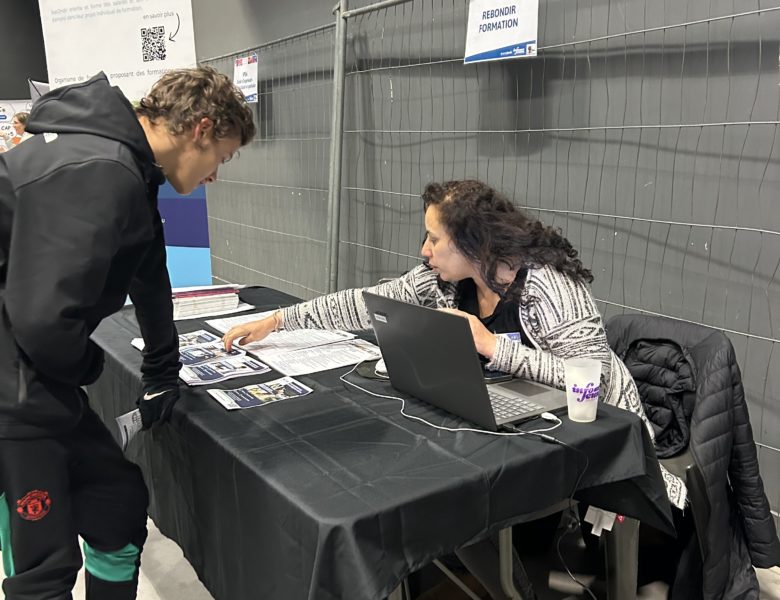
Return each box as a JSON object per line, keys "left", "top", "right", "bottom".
{"left": 88, "top": 287, "right": 673, "bottom": 600}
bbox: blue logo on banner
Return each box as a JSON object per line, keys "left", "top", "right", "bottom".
{"left": 464, "top": 39, "right": 537, "bottom": 64}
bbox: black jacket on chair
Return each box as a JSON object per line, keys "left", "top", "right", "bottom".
{"left": 607, "top": 314, "right": 780, "bottom": 600}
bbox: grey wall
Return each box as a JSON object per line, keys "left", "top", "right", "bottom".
{"left": 205, "top": 26, "right": 335, "bottom": 298}
{"left": 1, "top": 0, "right": 48, "bottom": 98}
{"left": 192, "top": 0, "right": 334, "bottom": 60}
{"left": 205, "top": 0, "right": 780, "bottom": 537}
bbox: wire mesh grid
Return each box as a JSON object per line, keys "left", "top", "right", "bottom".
{"left": 201, "top": 0, "right": 780, "bottom": 520}
{"left": 203, "top": 25, "right": 336, "bottom": 299}
{"left": 339, "top": 0, "right": 780, "bottom": 517}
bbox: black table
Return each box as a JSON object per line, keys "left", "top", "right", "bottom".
{"left": 89, "top": 287, "right": 673, "bottom": 600}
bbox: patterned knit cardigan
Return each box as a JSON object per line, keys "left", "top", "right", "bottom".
{"left": 282, "top": 263, "right": 686, "bottom": 509}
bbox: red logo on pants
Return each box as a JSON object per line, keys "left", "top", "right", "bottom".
{"left": 16, "top": 490, "right": 52, "bottom": 521}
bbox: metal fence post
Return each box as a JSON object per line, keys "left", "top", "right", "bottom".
{"left": 326, "top": 0, "right": 349, "bottom": 293}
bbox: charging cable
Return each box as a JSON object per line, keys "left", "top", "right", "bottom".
{"left": 506, "top": 421, "right": 596, "bottom": 600}
{"left": 339, "top": 362, "right": 562, "bottom": 437}
{"left": 342, "top": 361, "right": 597, "bottom": 598}
{"left": 343, "top": 361, "right": 594, "bottom": 597}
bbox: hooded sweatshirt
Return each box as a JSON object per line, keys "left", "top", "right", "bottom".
{"left": 0, "top": 72, "right": 180, "bottom": 438}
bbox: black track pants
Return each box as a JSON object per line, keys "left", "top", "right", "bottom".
{"left": 0, "top": 401, "right": 148, "bottom": 600}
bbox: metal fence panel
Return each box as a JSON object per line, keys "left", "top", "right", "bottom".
{"left": 339, "top": 0, "right": 780, "bottom": 528}
{"left": 204, "top": 25, "right": 336, "bottom": 299}
{"left": 204, "top": 0, "right": 780, "bottom": 528}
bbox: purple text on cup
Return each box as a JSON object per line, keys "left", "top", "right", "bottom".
{"left": 571, "top": 382, "right": 600, "bottom": 402}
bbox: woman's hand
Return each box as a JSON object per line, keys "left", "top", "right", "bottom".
{"left": 222, "top": 312, "right": 281, "bottom": 350}
{"left": 437, "top": 308, "right": 497, "bottom": 359}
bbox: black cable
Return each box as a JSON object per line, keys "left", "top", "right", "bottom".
{"left": 552, "top": 440, "right": 596, "bottom": 600}
{"left": 505, "top": 425, "right": 597, "bottom": 600}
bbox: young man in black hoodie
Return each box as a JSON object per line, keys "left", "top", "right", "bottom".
{"left": 0, "top": 67, "right": 255, "bottom": 599}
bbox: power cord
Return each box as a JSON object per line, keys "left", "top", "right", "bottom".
{"left": 505, "top": 422, "right": 597, "bottom": 600}
{"left": 339, "top": 362, "right": 563, "bottom": 437}
{"left": 555, "top": 449, "right": 596, "bottom": 600}
{"left": 342, "top": 361, "right": 595, "bottom": 598}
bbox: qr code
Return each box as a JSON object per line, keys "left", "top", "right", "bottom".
{"left": 141, "top": 26, "right": 166, "bottom": 62}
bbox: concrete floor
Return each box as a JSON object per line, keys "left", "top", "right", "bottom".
{"left": 1, "top": 518, "right": 779, "bottom": 599}
{"left": 0, "top": 519, "right": 211, "bottom": 600}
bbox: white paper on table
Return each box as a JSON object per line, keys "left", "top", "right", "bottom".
{"left": 206, "top": 310, "right": 277, "bottom": 334}
{"left": 173, "top": 301, "right": 255, "bottom": 322}
{"left": 131, "top": 329, "right": 221, "bottom": 352}
{"left": 260, "top": 338, "right": 381, "bottom": 376}
{"left": 208, "top": 310, "right": 356, "bottom": 354}
{"left": 179, "top": 355, "right": 271, "bottom": 386}
{"left": 172, "top": 284, "right": 245, "bottom": 294}
{"left": 115, "top": 408, "right": 143, "bottom": 452}
{"left": 241, "top": 329, "right": 355, "bottom": 355}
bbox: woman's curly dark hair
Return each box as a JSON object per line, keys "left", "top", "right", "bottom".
{"left": 422, "top": 180, "right": 593, "bottom": 298}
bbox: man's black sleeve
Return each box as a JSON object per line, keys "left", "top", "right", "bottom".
{"left": 129, "top": 213, "right": 181, "bottom": 392}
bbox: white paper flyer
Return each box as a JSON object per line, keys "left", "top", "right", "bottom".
{"left": 207, "top": 376, "right": 313, "bottom": 410}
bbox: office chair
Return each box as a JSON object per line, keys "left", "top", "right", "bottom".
{"left": 605, "top": 314, "right": 780, "bottom": 599}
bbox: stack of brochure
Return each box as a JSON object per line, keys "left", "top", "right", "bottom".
{"left": 206, "top": 313, "right": 382, "bottom": 376}
{"left": 172, "top": 286, "right": 240, "bottom": 320}
{"left": 120, "top": 329, "right": 314, "bottom": 445}
{"left": 132, "top": 329, "right": 272, "bottom": 386}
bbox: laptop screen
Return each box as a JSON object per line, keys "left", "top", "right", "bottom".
{"left": 363, "top": 291, "right": 503, "bottom": 429}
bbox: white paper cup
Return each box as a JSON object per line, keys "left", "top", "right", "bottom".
{"left": 564, "top": 358, "right": 602, "bottom": 423}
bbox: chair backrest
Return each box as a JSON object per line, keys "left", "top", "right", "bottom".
{"left": 605, "top": 313, "right": 780, "bottom": 597}
{"left": 606, "top": 315, "right": 701, "bottom": 458}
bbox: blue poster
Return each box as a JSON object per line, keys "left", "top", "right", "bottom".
{"left": 158, "top": 182, "right": 212, "bottom": 287}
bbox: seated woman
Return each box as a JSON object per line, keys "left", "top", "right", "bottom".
{"left": 223, "top": 179, "right": 686, "bottom": 596}
{"left": 7, "top": 112, "right": 33, "bottom": 148}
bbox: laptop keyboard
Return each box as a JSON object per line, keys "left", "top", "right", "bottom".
{"left": 488, "top": 388, "right": 544, "bottom": 421}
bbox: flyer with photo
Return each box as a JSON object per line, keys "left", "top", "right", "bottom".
{"left": 179, "top": 329, "right": 222, "bottom": 346}
{"left": 180, "top": 356, "right": 271, "bottom": 386}
{"left": 179, "top": 341, "right": 244, "bottom": 366}
{"left": 131, "top": 329, "right": 221, "bottom": 351}
{"left": 207, "top": 376, "right": 313, "bottom": 410}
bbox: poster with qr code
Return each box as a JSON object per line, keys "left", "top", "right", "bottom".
{"left": 141, "top": 25, "right": 168, "bottom": 62}
{"left": 38, "top": 0, "right": 196, "bottom": 101}
{"left": 233, "top": 54, "right": 259, "bottom": 103}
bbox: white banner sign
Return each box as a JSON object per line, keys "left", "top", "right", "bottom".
{"left": 28, "top": 80, "right": 50, "bottom": 100}
{"left": 38, "top": 0, "right": 196, "bottom": 101}
{"left": 233, "top": 53, "right": 258, "bottom": 103}
{"left": 464, "top": 0, "right": 538, "bottom": 64}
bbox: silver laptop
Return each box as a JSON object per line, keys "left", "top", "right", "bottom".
{"left": 363, "top": 292, "right": 568, "bottom": 431}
